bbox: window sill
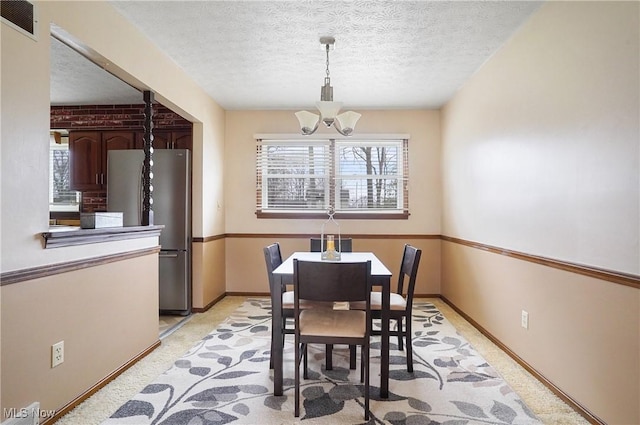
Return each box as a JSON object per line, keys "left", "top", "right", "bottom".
{"left": 41, "top": 225, "right": 164, "bottom": 248}
{"left": 255, "top": 211, "right": 409, "bottom": 220}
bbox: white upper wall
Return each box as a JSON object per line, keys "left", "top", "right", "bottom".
{"left": 1, "top": 1, "right": 225, "bottom": 272}
{"left": 442, "top": 1, "right": 639, "bottom": 274}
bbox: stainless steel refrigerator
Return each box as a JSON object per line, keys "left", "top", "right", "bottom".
{"left": 107, "top": 149, "right": 191, "bottom": 315}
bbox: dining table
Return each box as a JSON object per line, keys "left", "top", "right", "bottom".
{"left": 271, "top": 251, "right": 393, "bottom": 398}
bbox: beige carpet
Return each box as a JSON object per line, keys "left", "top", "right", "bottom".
{"left": 55, "top": 297, "right": 589, "bottom": 425}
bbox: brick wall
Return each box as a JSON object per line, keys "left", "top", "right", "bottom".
{"left": 50, "top": 104, "right": 191, "bottom": 130}
{"left": 51, "top": 104, "right": 191, "bottom": 212}
{"left": 81, "top": 191, "right": 107, "bottom": 213}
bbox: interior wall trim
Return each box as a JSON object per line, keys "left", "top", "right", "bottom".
{"left": 222, "top": 291, "right": 440, "bottom": 299}
{"left": 41, "top": 340, "right": 161, "bottom": 425}
{"left": 182, "top": 233, "right": 637, "bottom": 289}
{"left": 223, "top": 233, "right": 440, "bottom": 239}
{"left": 0, "top": 246, "right": 161, "bottom": 286}
{"left": 192, "top": 234, "right": 225, "bottom": 243}
{"left": 440, "top": 296, "right": 604, "bottom": 425}
{"left": 441, "top": 236, "right": 639, "bottom": 289}
{"left": 192, "top": 234, "right": 440, "bottom": 243}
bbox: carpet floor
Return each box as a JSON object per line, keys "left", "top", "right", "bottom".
{"left": 55, "top": 297, "right": 589, "bottom": 425}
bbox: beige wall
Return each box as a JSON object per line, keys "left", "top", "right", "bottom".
{"left": 1, "top": 0, "right": 225, "bottom": 417}
{"left": 224, "top": 110, "right": 441, "bottom": 235}
{"left": 223, "top": 109, "right": 442, "bottom": 294}
{"left": 441, "top": 2, "right": 639, "bottom": 424}
{"left": 442, "top": 1, "right": 639, "bottom": 275}
{"left": 192, "top": 239, "right": 226, "bottom": 309}
{"left": 1, "top": 254, "right": 159, "bottom": 420}
{"left": 225, "top": 236, "right": 440, "bottom": 296}
{"left": 442, "top": 242, "right": 639, "bottom": 425}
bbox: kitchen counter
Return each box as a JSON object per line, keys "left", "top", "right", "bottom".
{"left": 41, "top": 225, "right": 164, "bottom": 248}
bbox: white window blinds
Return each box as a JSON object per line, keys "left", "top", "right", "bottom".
{"left": 256, "top": 137, "right": 409, "bottom": 216}
{"left": 256, "top": 140, "right": 332, "bottom": 212}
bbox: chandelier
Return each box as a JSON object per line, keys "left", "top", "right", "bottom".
{"left": 295, "top": 37, "right": 361, "bottom": 136}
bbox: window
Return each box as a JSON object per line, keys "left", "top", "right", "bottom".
{"left": 49, "top": 131, "right": 80, "bottom": 212}
{"left": 256, "top": 137, "right": 409, "bottom": 218}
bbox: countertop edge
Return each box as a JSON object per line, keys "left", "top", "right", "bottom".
{"left": 41, "top": 225, "right": 165, "bottom": 248}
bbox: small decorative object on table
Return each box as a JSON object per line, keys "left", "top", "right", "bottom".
{"left": 320, "top": 207, "right": 341, "bottom": 261}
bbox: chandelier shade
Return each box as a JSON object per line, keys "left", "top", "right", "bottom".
{"left": 294, "top": 110, "right": 320, "bottom": 135}
{"left": 335, "top": 111, "right": 362, "bottom": 136}
{"left": 295, "top": 37, "right": 361, "bottom": 136}
{"left": 316, "top": 101, "right": 343, "bottom": 127}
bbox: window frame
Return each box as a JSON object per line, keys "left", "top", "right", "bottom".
{"left": 49, "top": 131, "right": 80, "bottom": 213}
{"left": 255, "top": 134, "right": 410, "bottom": 220}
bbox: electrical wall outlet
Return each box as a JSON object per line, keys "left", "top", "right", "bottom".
{"left": 51, "top": 341, "right": 64, "bottom": 368}
{"left": 521, "top": 310, "right": 529, "bottom": 329}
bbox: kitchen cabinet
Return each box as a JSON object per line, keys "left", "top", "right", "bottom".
{"left": 69, "top": 131, "right": 136, "bottom": 190}
{"left": 136, "top": 130, "right": 192, "bottom": 150}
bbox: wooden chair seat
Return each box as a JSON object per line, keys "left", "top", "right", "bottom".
{"left": 350, "top": 292, "right": 407, "bottom": 311}
{"left": 300, "top": 309, "right": 366, "bottom": 338}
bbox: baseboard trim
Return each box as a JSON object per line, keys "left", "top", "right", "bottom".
{"left": 439, "top": 295, "right": 605, "bottom": 425}
{"left": 225, "top": 291, "right": 270, "bottom": 297}
{"left": 191, "top": 292, "right": 227, "bottom": 313}
{"left": 42, "top": 340, "right": 161, "bottom": 425}
{"left": 414, "top": 293, "right": 440, "bottom": 298}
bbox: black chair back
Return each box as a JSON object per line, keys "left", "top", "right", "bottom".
{"left": 293, "top": 260, "right": 370, "bottom": 303}
{"left": 263, "top": 242, "right": 284, "bottom": 290}
{"left": 397, "top": 244, "right": 422, "bottom": 306}
{"left": 310, "top": 237, "right": 353, "bottom": 253}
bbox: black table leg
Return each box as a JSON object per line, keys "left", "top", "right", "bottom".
{"left": 272, "top": 276, "right": 284, "bottom": 396}
{"left": 380, "top": 277, "right": 390, "bottom": 398}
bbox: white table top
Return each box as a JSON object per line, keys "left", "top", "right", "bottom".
{"left": 273, "top": 251, "right": 392, "bottom": 276}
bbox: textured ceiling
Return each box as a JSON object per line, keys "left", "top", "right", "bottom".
{"left": 50, "top": 37, "right": 144, "bottom": 105}
{"left": 51, "top": 1, "right": 542, "bottom": 109}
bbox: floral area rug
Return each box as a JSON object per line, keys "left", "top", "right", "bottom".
{"left": 102, "top": 299, "right": 541, "bottom": 424}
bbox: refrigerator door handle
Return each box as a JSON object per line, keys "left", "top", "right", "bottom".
{"left": 159, "top": 252, "right": 179, "bottom": 258}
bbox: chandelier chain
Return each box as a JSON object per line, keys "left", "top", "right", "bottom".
{"left": 325, "top": 43, "right": 330, "bottom": 79}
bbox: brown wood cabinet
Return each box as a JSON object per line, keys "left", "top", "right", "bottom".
{"left": 69, "top": 131, "right": 136, "bottom": 190}
{"left": 136, "top": 130, "right": 192, "bottom": 150}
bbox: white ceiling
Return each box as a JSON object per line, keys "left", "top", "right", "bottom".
{"left": 50, "top": 0, "right": 542, "bottom": 110}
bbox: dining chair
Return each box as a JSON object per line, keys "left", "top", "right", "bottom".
{"left": 263, "top": 242, "right": 288, "bottom": 369}
{"left": 293, "top": 259, "right": 372, "bottom": 420}
{"left": 263, "top": 243, "right": 331, "bottom": 369}
{"left": 310, "top": 237, "right": 354, "bottom": 369}
{"left": 310, "top": 237, "right": 352, "bottom": 253}
{"left": 350, "top": 244, "right": 422, "bottom": 372}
